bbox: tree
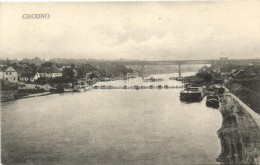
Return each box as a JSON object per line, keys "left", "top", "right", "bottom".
{"left": 89, "top": 72, "right": 98, "bottom": 79}
{"left": 56, "top": 85, "right": 65, "bottom": 93}
{"left": 77, "top": 63, "right": 97, "bottom": 78}
{"left": 203, "top": 72, "right": 213, "bottom": 83}
{"left": 41, "top": 62, "right": 54, "bottom": 68}
{"left": 31, "top": 57, "right": 44, "bottom": 65}
{"left": 62, "top": 68, "right": 75, "bottom": 82}
{"left": 35, "top": 77, "right": 48, "bottom": 85}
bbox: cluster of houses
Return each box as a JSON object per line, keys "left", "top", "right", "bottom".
{"left": 0, "top": 66, "right": 63, "bottom": 83}
{"left": 220, "top": 63, "right": 260, "bottom": 79}
{"left": 196, "top": 62, "right": 260, "bottom": 83}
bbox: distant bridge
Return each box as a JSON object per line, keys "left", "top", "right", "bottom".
{"left": 112, "top": 58, "right": 260, "bottom": 77}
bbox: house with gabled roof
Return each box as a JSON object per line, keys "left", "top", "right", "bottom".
{"left": 0, "top": 66, "right": 18, "bottom": 83}
{"left": 38, "top": 67, "right": 62, "bottom": 78}
{"left": 19, "top": 72, "right": 40, "bottom": 82}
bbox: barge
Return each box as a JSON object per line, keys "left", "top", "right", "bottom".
{"left": 180, "top": 87, "right": 204, "bottom": 102}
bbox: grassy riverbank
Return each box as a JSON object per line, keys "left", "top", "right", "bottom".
{"left": 0, "top": 90, "right": 18, "bottom": 102}
{"left": 224, "top": 80, "right": 260, "bottom": 115}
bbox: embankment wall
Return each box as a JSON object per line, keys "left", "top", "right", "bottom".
{"left": 217, "top": 93, "right": 260, "bottom": 165}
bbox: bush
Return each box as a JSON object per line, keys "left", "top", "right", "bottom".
{"left": 0, "top": 80, "right": 18, "bottom": 91}
{"left": 56, "top": 85, "right": 64, "bottom": 93}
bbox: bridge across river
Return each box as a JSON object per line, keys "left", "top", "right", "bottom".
{"left": 112, "top": 58, "right": 260, "bottom": 77}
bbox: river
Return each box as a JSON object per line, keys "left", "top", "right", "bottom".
{"left": 1, "top": 73, "right": 222, "bottom": 165}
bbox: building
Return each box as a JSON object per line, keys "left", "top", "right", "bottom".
{"left": 0, "top": 66, "right": 18, "bottom": 83}
{"left": 19, "top": 72, "right": 40, "bottom": 82}
{"left": 38, "top": 67, "right": 62, "bottom": 78}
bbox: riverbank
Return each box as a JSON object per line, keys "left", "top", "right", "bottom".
{"left": 0, "top": 90, "right": 18, "bottom": 102}
{"left": 1, "top": 73, "right": 191, "bottom": 102}
{"left": 224, "top": 80, "right": 260, "bottom": 115}
{"left": 217, "top": 93, "right": 260, "bottom": 165}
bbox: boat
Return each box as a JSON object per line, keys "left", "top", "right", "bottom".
{"left": 184, "top": 83, "right": 195, "bottom": 89}
{"left": 206, "top": 95, "right": 220, "bottom": 108}
{"left": 100, "top": 85, "right": 106, "bottom": 89}
{"left": 157, "top": 85, "right": 163, "bottom": 89}
{"left": 74, "top": 85, "right": 92, "bottom": 92}
{"left": 134, "top": 85, "right": 140, "bottom": 90}
{"left": 74, "top": 79, "right": 92, "bottom": 92}
{"left": 180, "top": 87, "right": 204, "bottom": 102}
{"left": 64, "top": 88, "right": 74, "bottom": 92}
{"left": 207, "top": 85, "right": 225, "bottom": 95}
{"left": 93, "top": 85, "right": 99, "bottom": 89}
{"left": 143, "top": 76, "right": 164, "bottom": 82}
{"left": 64, "top": 83, "right": 74, "bottom": 92}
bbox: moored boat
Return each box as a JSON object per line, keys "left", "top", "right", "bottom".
{"left": 74, "top": 85, "right": 92, "bottom": 92}
{"left": 206, "top": 95, "right": 220, "bottom": 108}
{"left": 143, "top": 76, "right": 164, "bottom": 82}
{"left": 64, "top": 88, "right": 74, "bottom": 92}
{"left": 180, "top": 87, "right": 204, "bottom": 102}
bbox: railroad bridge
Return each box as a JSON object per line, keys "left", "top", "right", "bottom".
{"left": 112, "top": 59, "right": 260, "bottom": 78}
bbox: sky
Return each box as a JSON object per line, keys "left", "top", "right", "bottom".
{"left": 0, "top": 1, "right": 260, "bottom": 60}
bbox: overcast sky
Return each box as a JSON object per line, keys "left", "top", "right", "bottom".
{"left": 0, "top": 1, "right": 260, "bottom": 60}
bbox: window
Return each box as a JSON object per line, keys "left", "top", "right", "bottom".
{"left": 14, "top": 77, "right": 16, "bottom": 80}
{"left": 9, "top": 72, "right": 12, "bottom": 75}
{"left": 5, "top": 72, "right": 7, "bottom": 75}
{"left": 6, "top": 78, "right": 8, "bottom": 80}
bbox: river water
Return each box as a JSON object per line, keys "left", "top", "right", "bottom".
{"left": 1, "top": 73, "right": 222, "bottom": 165}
